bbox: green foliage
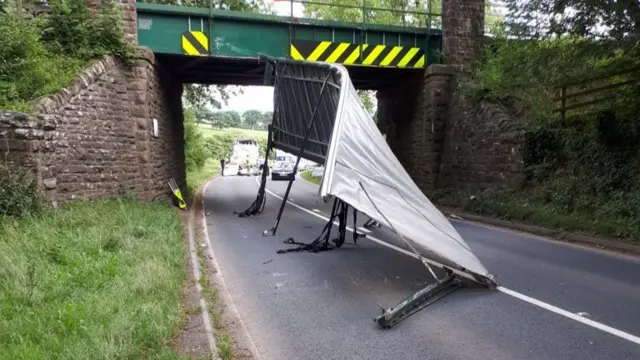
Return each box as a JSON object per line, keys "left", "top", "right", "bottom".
{"left": 0, "top": 12, "right": 85, "bottom": 111}
{"left": 0, "top": 198, "right": 187, "bottom": 358}
{"left": 300, "top": 170, "right": 321, "bottom": 185}
{"left": 434, "top": 187, "right": 640, "bottom": 243}
{"left": 41, "top": 0, "right": 136, "bottom": 60}
{"left": 0, "top": 166, "right": 43, "bottom": 217}
{"left": 523, "top": 105, "right": 640, "bottom": 200}
{"left": 200, "top": 126, "right": 269, "bottom": 161}
{"left": 303, "top": 0, "right": 441, "bottom": 27}
{"left": 357, "top": 90, "right": 376, "bottom": 116}
{"left": 186, "top": 158, "right": 219, "bottom": 195}
{"left": 0, "top": 0, "right": 135, "bottom": 111}
{"left": 503, "top": 0, "right": 640, "bottom": 40}
{"left": 138, "top": 0, "right": 267, "bottom": 13}
{"left": 242, "top": 109, "right": 270, "bottom": 129}
{"left": 184, "top": 107, "right": 209, "bottom": 172}
{"left": 194, "top": 107, "right": 272, "bottom": 130}
{"left": 183, "top": 84, "right": 242, "bottom": 110}
{"left": 458, "top": 1, "right": 640, "bottom": 242}
{"left": 467, "top": 36, "right": 640, "bottom": 124}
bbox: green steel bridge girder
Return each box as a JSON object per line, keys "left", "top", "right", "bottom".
{"left": 136, "top": 3, "right": 443, "bottom": 69}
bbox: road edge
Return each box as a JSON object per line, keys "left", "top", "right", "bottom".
{"left": 442, "top": 207, "right": 640, "bottom": 256}
{"left": 186, "top": 201, "right": 219, "bottom": 358}
{"left": 199, "top": 177, "right": 264, "bottom": 360}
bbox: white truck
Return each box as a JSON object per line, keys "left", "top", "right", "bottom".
{"left": 222, "top": 137, "right": 260, "bottom": 176}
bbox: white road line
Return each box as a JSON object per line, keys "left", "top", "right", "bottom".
{"left": 257, "top": 177, "right": 478, "bottom": 282}
{"left": 258, "top": 178, "right": 640, "bottom": 346}
{"left": 498, "top": 287, "right": 640, "bottom": 345}
{"left": 312, "top": 208, "right": 323, "bottom": 213}
{"left": 357, "top": 227, "right": 372, "bottom": 233}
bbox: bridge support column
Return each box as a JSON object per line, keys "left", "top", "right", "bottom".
{"left": 442, "top": 0, "right": 485, "bottom": 67}
{"left": 377, "top": 65, "right": 454, "bottom": 192}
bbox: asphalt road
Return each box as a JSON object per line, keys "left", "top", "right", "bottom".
{"left": 203, "top": 175, "right": 640, "bottom": 360}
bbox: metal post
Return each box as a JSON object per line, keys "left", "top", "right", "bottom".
{"left": 427, "top": 0, "right": 432, "bottom": 29}
{"left": 361, "top": 0, "right": 367, "bottom": 63}
{"left": 208, "top": 0, "right": 213, "bottom": 56}
{"left": 288, "top": 0, "right": 294, "bottom": 57}
{"left": 270, "top": 72, "right": 333, "bottom": 235}
{"left": 561, "top": 86, "right": 566, "bottom": 122}
{"left": 324, "top": 198, "right": 340, "bottom": 243}
{"left": 235, "top": 124, "right": 274, "bottom": 217}
{"left": 257, "top": 125, "right": 274, "bottom": 212}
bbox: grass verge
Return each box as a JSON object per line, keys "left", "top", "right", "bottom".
{"left": 186, "top": 158, "right": 221, "bottom": 196}
{"left": 300, "top": 170, "right": 321, "bottom": 185}
{"left": 432, "top": 188, "right": 640, "bottom": 244}
{"left": 195, "top": 236, "right": 234, "bottom": 360}
{"left": 0, "top": 198, "right": 188, "bottom": 360}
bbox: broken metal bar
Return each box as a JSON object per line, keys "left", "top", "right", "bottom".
{"left": 270, "top": 72, "right": 333, "bottom": 236}
{"left": 277, "top": 197, "right": 342, "bottom": 253}
{"left": 373, "top": 273, "right": 462, "bottom": 329}
{"left": 234, "top": 125, "right": 274, "bottom": 217}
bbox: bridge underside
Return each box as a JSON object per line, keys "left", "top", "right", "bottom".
{"left": 157, "top": 54, "right": 419, "bottom": 90}
{"left": 139, "top": 3, "right": 441, "bottom": 89}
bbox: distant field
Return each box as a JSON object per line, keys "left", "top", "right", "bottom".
{"left": 197, "top": 125, "right": 267, "bottom": 140}
{"left": 194, "top": 125, "right": 271, "bottom": 170}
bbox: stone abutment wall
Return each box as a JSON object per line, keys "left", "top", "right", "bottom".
{"left": 0, "top": 49, "right": 184, "bottom": 204}
{"left": 378, "top": 65, "right": 524, "bottom": 193}
{"left": 377, "top": 0, "right": 524, "bottom": 193}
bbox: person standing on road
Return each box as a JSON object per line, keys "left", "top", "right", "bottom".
{"left": 220, "top": 156, "right": 226, "bottom": 176}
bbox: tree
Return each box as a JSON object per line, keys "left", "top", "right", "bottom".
{"left": 222, "top": 110, "right": 240, "bottom": 127}
{"left": 503, "top": 0, "right": 640, "bottom": 41}
{"left": 358, "top": 90, "right": 376, "bottom": 116}
{"left": 485, "top": 0, "right": 506, "bottom": 36}
{"left": 303, "top": 0, "right": 441, "bottom": 28}
{"left": 242, "top": 109, "right": 263, "bottom": 129}
{"left": 183, "top": 84, "right": 240, "bottom": 110}
{"left": 183, "top": 106, "right": 208, "bottom": 171}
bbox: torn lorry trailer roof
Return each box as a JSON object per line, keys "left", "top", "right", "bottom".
{"left": 319, "top": 64, "right": 491, "bottom": 279}
{"left": 260, "top": 57, "right": 494, "bottom": 283}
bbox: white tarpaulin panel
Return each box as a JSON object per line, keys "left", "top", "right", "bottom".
{"left": 320, "top": 64, "right": 491, "bottom": 278}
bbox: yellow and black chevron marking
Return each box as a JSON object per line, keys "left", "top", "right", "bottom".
{"left": 181, "top": 31, "right": 209, "bottom": 56}
{"left": 290, "top": 40, "right": 425, "bottom": 68}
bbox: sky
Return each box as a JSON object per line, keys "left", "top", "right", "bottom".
{"left": 222, "top": 1, "right": 305, "bottom": 113}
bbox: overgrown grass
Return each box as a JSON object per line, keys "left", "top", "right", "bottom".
{"left": 456, "top": 33, "right": 640, "bottom": 244}
{"left": 0, "top": 0, "right": 135, "bottom": 112}
{"left": 0, "top": 12, "right": 87, "bottom": 112}
{"left": 300, "top": 170, "right": 321, "bottom": 185}
{"left": 186, "top": 158, "right": 220, "bottom": 195}
{"left": 0, "top": 198, "right": 188, "bottom": 359}
{"left": 197, "top": 125, "right": 267, "bottom": 140}
{"left": 195, "top": 238, "right": 234, "bottom": 360}
{"left": 432, "top": 188, "right": 640, "bottom": 244}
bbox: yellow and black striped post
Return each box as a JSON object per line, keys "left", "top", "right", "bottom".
{"left": 181, "top": 31, "right": 209, "bottom": 56}
{"left": 290, "top": 40, "right": 425, "bottom": 68}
